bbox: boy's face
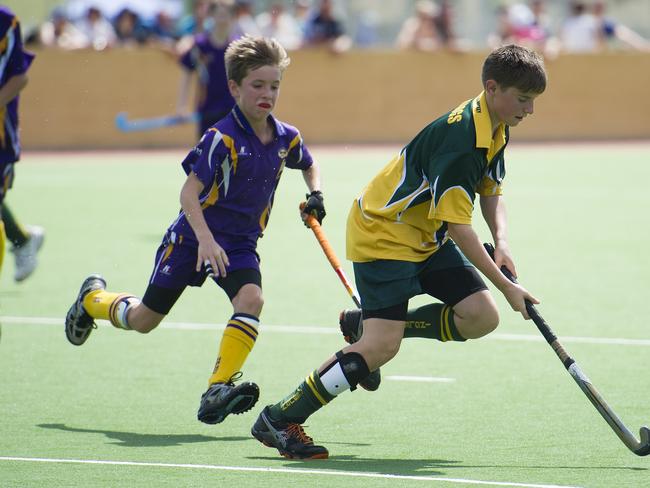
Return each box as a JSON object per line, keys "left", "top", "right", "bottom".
{"left": 212, "top": 5, "right": 234, "bottom": 30}
{"left": 229, "top": 65, "right": 282, "bottom": 124}
{"left": 486, "top": 80, "right": 540, "bottom": 127}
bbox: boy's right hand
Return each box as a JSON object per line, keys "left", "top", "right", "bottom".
{"left": 196, "top": 237, "right": 230, "bottom": 278}
{"left": 301, "top": 191, "right": 326, "bottom": 226}
{"left": 502, "top": 281, "right": 539, "bottom": 320}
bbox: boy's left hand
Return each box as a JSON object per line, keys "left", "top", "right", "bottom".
{"left": 494, "top": 241, "right": 517, "bottom": 278}
{"left": 301, "top": 190, "right": 326, "bottom": 225}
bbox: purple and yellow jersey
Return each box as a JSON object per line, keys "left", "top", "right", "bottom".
{"left": 168, "top": 105, "right": 313, "bottom": 247}
{"left": 179, "top": 34, "right": 235, "bottom": 118}
{"left": 347, "top": 91, "right": 508, "bottom": 263}
{"left": 0, "top": 7, "right": 34, "bottom": 165}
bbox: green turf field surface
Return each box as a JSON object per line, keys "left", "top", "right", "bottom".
{"left": 1, "top": 144, "right": 649, "bottom": 487}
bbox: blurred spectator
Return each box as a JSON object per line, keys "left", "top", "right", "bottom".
{"left": 529, "top": 0, "right": 552, "bottom": 39}
{"left": 527, "top": 0, "right": 557, "bottom": 53}
{"left": 256, "top": 3, "right": 303, "bottom": 51}
{"left": 177, "top": 0, "right": 211, "bottom": 37}
{"left": 150, "top": 10, "right": 180, "bottom": 44}
{"left": 354, "top": 10, "right": 380, "bottom": 48}
{"left": 303, "top": 0, "right": 351, "bottom": 53}
{"left": 488, "top": 1, "right": 556, "bottom": 56}
{"left": 434, "top": 0, "right": 461, "bottom": 50}
{"left": 488, "top": 4, "right": 515, "bottom": 48}
{"left": 396, "top": 0, "right": 440, "bottom": 52}
{"left": 39, "top": 7, "right": 87, "bottom": 49}
{"left": 529, "top": 0, "right": 561, "bottom": 57}
{"left": 559, "top": 1, "right": 601, "bottom": 53}
{"left": 75, "top": 6, "right": 117, "bottom": 50}
{"left": 490, "top": 2, "right": 537, "bottom": 47}
{"left": 593, "top": 0, "right": 650, "bottom": 52}
{"left": 293, "top": 0, "right": 311, "bottom": 35}
{"left": 113, "top": 8, "right": 150, "bottom": 46}
{"left": 176, "top": 0, "right": 238, "bottom": 139}
{"left": 233, "top": 0, "right": 262, "bottom": 37}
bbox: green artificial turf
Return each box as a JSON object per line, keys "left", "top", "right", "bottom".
{"left": 1, "top": 144, "right": 649, "bottom": 487}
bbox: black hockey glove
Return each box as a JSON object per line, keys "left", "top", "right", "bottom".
{"left": 302, "top": 190, "right": 326, "bottom": 225}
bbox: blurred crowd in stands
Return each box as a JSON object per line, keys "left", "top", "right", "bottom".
{"left": 488, "top": 0, "right": 649, "bottom": 56}
{"left": 26, "top": 0, "right": 353, "bottom": 54}
{"left": 24, "top": 0, "right": 650, "bottom": 55}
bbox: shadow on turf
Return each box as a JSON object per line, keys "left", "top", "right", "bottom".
{"left": 248, "top": 454, "right": 648, "bottom": 475}
{"left": 248, "top": 454, "right": 460, "bottom": 475}
{"left": 38, "top": 423, "right": 247, "bottom": 447}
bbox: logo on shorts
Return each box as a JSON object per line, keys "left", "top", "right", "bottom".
{"left": 160, "top": 265, "right": 172, "bottom": 276}
{"left": 278, "top": 148, "right": 288, "bottom": 158}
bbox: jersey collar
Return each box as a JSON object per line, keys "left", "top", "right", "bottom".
{"left": 472, "top": 91, "right": 507, "bottom": 160}
{"left": 231, "top": 105, "right": 286, "bottom": 138}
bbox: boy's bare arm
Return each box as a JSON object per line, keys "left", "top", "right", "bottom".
{"left": 479, "top": 194, "right": 516, "bottom": 277}
{"left": 0, "top": 74, "right": 28, "bottom": 107}
{"left": 447, "top": 222, "right": 538, "bottom": 319}
{"left": 180, "top": 172, "right": 230, "bottom": 276}
{"left": 301, "top": 161, "right": 321, "bottom": 193}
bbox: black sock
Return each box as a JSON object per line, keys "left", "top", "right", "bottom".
{"left": 1, "top": 206, "right": 28, "bottom": 247}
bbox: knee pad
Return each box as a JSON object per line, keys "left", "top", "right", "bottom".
{"left": 111, "top": 295, "right": 140, "bottom": 329}
{"left": 335, "top": 351, "right": 370, "bottom": 391}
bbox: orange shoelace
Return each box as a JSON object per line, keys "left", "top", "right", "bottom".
{"left": 286, "top": 424, "right": 314, "bottom": 445}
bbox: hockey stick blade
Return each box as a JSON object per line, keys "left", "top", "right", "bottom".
{"left": 114, "top": 112, "right": 199, "bottom": 132}
{"left": 484, "top": 242, "right": 650, "bottom": 456}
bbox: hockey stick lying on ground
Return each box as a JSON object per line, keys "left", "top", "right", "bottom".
{"left": 484, "top": 242, "right": 650, "bottom": 456}
{"left": 115, "top": 112, "right": 199, "bottom": 132}
{"left": 300, "top": 203, "right": 361, "bottom": 308}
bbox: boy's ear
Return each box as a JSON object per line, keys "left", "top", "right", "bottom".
{"left": 227, "top": 79, "right": 239, "bottom": 98}
{"left": 485, "top": 79, "right": 498, "bottom": 95}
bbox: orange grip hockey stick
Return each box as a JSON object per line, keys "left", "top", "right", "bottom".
{"left": 300, "top": 203, "right": 361, "bottom": 308}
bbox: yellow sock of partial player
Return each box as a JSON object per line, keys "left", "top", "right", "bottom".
{"left": 0, "top": 221, "right": 5, "bottom": 275}
{"left": 83, "top": 290, "right": 137, "bottom": 329}
{"left": 209, "top": 314, "right": 259, "bottom": 385}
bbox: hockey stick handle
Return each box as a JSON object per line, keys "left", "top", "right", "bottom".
{"left": 115, "top": 112, "right": 199, "bottom": 132}
{"left": 301, "top": 204, "right": 361, "bottom": 308}
{"left": 483, "top": 243, "right": 567, "bottom": 363}
{"left": 483, "top": 242, "right": 650, "bottom": 456}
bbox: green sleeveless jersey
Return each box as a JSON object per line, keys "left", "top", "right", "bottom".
{"left": 347, "top": 91, "right": 509, "bottom": 263}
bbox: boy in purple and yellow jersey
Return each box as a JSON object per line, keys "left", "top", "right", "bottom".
{"left": 65, "top": 36, "right": 326, "bottom": 426}
{"left": 252, "top": 44, "right": 547, "bottom": 459}
{"left": 177, "top": 0, "right": 238, "bottom": 139}
{"left": 0, "top": 6, "right": 45, "bottom": 282}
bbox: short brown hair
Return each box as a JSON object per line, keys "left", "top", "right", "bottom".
{"left": 482, "top": 44, "right": 547, "bottom": 94}
{"left": 225, "top": 35, "right": 291, "bottom": 85}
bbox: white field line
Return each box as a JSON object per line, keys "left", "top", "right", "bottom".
{"left": 0, "top": 456, "right": 582, "bottom": 488}
{"left": 386, "top": 375, "right": 456, "bottom": 383}
{"left": 3, "top": 316, "right": 650, "bottom": 347}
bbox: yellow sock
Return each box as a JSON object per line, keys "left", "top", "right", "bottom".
{"left": 0, "top": 220, "right": 5, "bottom": 275}
{"left": 83, "top": 290, "right": 138, "bottom": 329}
{"left": 209, "top": 314, "right": 259, "bottom": 385}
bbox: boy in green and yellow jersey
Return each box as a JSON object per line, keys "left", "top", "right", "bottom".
{"left": 252, "top": 44, "right": 547, "bottom": 459}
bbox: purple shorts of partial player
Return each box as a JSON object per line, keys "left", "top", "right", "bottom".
{"left": 148, "top": 234, "right": 260, "bottom": 289}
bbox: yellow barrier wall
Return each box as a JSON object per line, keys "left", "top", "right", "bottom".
{"left": 20, "top": 48, "right": 650, "bottom": 149}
